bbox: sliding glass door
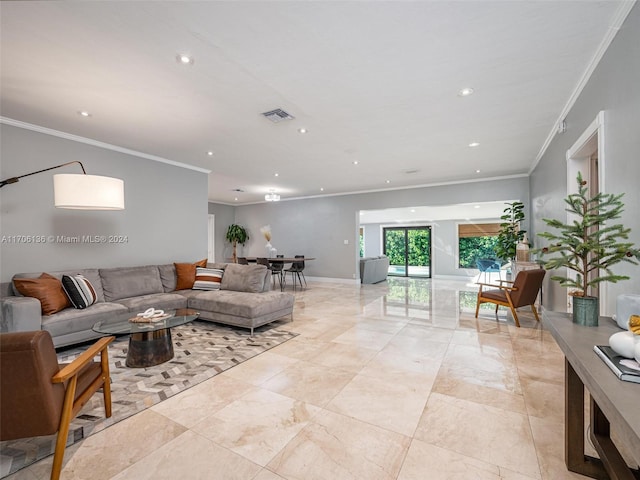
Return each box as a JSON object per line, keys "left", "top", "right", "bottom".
{"left": 383, "top": 226, "right": 431, "bottom": 277}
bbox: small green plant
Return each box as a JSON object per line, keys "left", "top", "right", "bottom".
{"left": 495, "top": 201, "right": 526, "bottom": 263}
{"left": 225, "top": 224, "right": 249, "bottom": 263}
{"left": 536, "top": 172, "right": 638, "bottom": 296}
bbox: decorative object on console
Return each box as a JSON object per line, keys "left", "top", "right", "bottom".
{"left": 615, "top": 294, "right": 640, "bottom": 330}
{"left": 593, "top": 345, "right": 640, "bottom": 384}
{"left": 225, "top": 224, "right": 249, "bottom": 263}
{"left": 536, "top": 172, "right": 639, "bottom": 327}
{"left": 608, "top": 331, "right": 639, "bottom": 359}
{"left": 0, "top": 161, "right": 124, "bottom": 210}
{"left": 516, "top": 232, "right": 531, "bottom": 262}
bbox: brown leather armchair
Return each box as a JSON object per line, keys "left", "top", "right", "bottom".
{"left": 0, "top": 330, "right": 114, "bottom": 480}
{"left": 475, "top": 269, "right": 545, "bottom": 327}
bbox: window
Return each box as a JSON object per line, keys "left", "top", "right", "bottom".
{"left": 359, "top": 227, "right": 364, "bottom": 257}
{"left": 458, "top": 223, "right": 501, "bottom": 268}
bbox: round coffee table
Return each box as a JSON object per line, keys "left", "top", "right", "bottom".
{"left": 93, "top": 308, "right": 199, "bottom": 368}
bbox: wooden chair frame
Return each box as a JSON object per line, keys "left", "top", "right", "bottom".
{"left": 49, "top": 336, "right": 114, "bottom": 480}
{"left": 475, "top": 279, "right": 541, "bottom": 328}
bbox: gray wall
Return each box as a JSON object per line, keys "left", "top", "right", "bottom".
{"left": 530, "top": 5, "right": 640, "bottom": 315}
{"left": 231, "top": 177, "right": 529, "bottom": 280}
{"left": 0, "top": 124, "right": 208, "bottom": 281}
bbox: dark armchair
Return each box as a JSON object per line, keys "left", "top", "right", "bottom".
{"left": 475, "top": 269, "right": 545, "bottom": 327}
{"left": 0, "top": 330, "right": 114, "bottom": 480}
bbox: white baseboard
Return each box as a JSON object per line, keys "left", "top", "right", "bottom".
{"left": 305, "top": 276, "right": 361, "bottom": 285}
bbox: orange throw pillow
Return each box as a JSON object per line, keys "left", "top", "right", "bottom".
{"left": 174, "top": 259, "right": 208, "bottom": 290}
{"left": 13, "top": 273, "right": 72, "bottom": 315}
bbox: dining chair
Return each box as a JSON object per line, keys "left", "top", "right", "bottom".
{"left": 0, "top": 330, "right": 114, "bottom": 480}
{"left": 475, "top": 268, "right": 545, "bottom": 327}
{"left": 237, "top": 257, "right": 249, "bottom": 265}
{"left": 285, "top": 255, "right": 307, "bottom": 291}
{"left": 268, "top": 255, "right": 285, "bottom": 291}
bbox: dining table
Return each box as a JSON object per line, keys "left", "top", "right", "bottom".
{"left": 244, "top": 257, "right": 315, "bottom": 291}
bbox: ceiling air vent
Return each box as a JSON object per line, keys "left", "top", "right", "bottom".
{"left": 261, "top": 108, "right": 295, "bottom": 123}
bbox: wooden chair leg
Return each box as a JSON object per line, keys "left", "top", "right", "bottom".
{"left": 475, "top": 299, "right": 481, "bottom": 318}
{"left": 531, "top": 304, "right": 541, "bottom": 322}
{"left": 101, "top": 349, "right": 112, "bottom": 418}
{"left": 52, "top": 377, "right": 77, "bottom": 480}
{"left": 509, "top": 306, "right": 521, "bottom": 327}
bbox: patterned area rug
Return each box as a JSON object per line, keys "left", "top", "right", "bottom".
{"left": 0, "top": 321, "right": 297, "bottom": 478}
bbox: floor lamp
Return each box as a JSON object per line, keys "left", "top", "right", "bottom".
{"left": 0, "top": 161, "right": 124, "bottom": 210}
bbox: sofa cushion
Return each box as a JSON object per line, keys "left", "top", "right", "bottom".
{"left": 115, "top": 293, "right": 188, "bottom": 313}
{"left": 221, "top": 264, "right": 268, "bottom": 293}
{"left": 41, "top": 302, "right": 127, "bottom": 339}
{"left": 193, "top": 267, "right": 224, "bottom": 291}
{"left": 61, "top": 274, "right": 98, "bottom": 309}
{"left": 99, "top": 265, "right": 164, "bottom": 302}
{"left": 174, "top": 259, "right": 208, "bottom": 290}
{"left": 158, "top": 264, "right": 178, "bottom": 292}
{"left": 12, "top": 269, "right": 105, "bottom": 303}
{"left": 188, "top": 290, "right": 294, "bottom": 318}
{"left": 13, "top": 273, "right": 72, "bottom": 315}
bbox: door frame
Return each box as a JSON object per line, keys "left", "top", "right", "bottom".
{"left": 565, "top": 111, "right": 606, "bottom": 314}
{"left": 382, "top": 225, "right": 432, "bottom": 278}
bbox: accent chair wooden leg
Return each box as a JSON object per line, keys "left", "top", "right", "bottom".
{"left": 506, "top": 294, "right": 520, "bottom": 327}
{"left": 101, "top": 348, "right": 112, "bottom": 418}
{"left": 52, "top": 377, "right": 78, "bottom": 480}
{"left": 475, "top": 299, "right": 481, "bottom": 318}
{"left": 531, "top": 304, "right": 541, "bottom": 323}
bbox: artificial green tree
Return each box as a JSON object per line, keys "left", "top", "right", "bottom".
{"left": 537, "top": 172, "right": 638, "bottom": 298}
{"left": 225, "top": 224, "right": 249, "bottom": 263}
{"left": 495, "top": 201, "right": 526, "bottom": 263}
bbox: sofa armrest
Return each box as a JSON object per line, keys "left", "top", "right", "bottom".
{"left": 0, "top": 296, "right": 42, "bottom": 332}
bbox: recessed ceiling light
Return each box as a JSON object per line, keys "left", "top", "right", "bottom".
{"left": 298, "top": 128, "right": 307, "bottom": 134}
{"left": 458, "top": 87, "right": 474, "bottom": 97}
{"left": 320, "top": 187, "right": 324, "bottom": 192}
{"left": 474, "top": 205, "right": 481, "bottom": 209}
{"left": 385, "top": 180, "right": 391, "bottom": 184}
{"left": 353, "top": 161, "right": 359, "bottom": 165}
{"left": 176, "top": 54, "right": 194, "bottom": 65}
{"left": 410, "top": 209, "right": 416, "bottom": 213}
{"left": 207, "top": 151, "right": 214, "bottom": 156}
{"left": 234, "top": 197, "right": 238, "bottom": 201}
{"left": 476, "top": 169, "right": 481, "bottom": 173}
{"left": 274, "top": 173, "right": 279, "bottom": 177}
{"left": 77, "top": 110, "right": 91, "bottom": 117}
{"left": 468, "top": 142, "right": 480, "bottom": 147}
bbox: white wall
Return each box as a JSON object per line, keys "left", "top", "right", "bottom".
{"left": 0, "top": 124, "right": 209, "bottom": 281}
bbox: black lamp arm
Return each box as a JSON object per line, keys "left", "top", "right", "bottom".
{"left": 0, "top": 161, "right": 86, "bottom": 188}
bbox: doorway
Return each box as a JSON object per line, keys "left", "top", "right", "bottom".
{"left": 383, "top": 226, "right": 431, "bottom": 277}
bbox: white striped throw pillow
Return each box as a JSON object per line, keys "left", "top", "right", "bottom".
{"left": 61, "top": 274, "right": 98, "bottom": 309}
{"left": 192, "top": 267, "right": 224, "bottom": 291}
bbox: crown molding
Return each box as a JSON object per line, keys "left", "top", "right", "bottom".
{"left": 0, "top": 117, "right": 211, "bottom": 174}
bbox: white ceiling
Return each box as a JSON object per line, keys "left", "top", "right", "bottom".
{"left": 0, "top": 1, "right": 631, "bottom": 204}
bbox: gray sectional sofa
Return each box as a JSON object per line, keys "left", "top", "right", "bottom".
{"left": 359, "top": 255, "right": 390, "bottom": 284}
{"left": 0, "top": 262, "right": 295, "bottom": 347}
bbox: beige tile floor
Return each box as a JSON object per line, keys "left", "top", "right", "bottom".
{"left": 7, "top": 277, "right": 594, "bottom": 480}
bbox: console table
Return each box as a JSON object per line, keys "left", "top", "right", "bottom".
{"left": 542, "top": 311, "right": 640, "bottom": 480}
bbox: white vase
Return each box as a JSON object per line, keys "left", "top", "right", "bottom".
{"left": 265, "top": 242, "right": 273, "bottom": 258}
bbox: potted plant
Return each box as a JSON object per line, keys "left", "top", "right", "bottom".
{"left": 495, "top": 201, "right": 527, "bottom": 265}
{"left": 225, "top": 224, "right": 249, "bottom": 263}
{"left": 536, "top": 172, "right": 638, "bottom": 326}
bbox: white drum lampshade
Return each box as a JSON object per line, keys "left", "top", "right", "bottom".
{"left": 54, "top": 174, "right": 125, "bottom": 210}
